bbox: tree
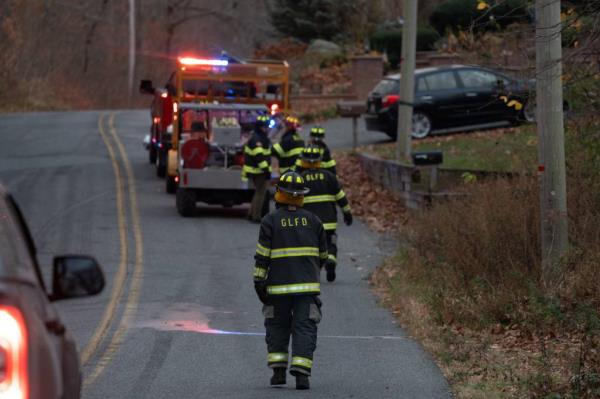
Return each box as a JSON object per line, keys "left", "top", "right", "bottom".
{"left": 270, "top": 0, "right": 340, "bottom": 42}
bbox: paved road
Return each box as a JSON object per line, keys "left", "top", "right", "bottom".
{"left": 0, "top": 110, "right": 449, "bottom": 398}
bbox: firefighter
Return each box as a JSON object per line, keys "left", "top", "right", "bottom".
{"left": 243, "top": 115, "right": 272, "bottom": 223}
{"left": 253, "top": 171, "right": 328, "bottom": 390}
{"left": 296, "top": 145, "right": 352, "bottom": 282}
{"left": 295, "top": 125, "right": 336, "bottom": 174}
{"left": 272, "top": 116, "right": 304, "bottom": 174}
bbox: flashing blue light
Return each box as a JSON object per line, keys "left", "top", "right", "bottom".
{"left": 268, "top": 119, "right": 276, "bottom": 129}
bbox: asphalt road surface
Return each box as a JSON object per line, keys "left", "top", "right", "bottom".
{"left": 0, "top": 110, "right": 450, "bottom": 398}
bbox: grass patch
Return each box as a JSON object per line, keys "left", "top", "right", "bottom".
{"left": 363, "top": 126, "right": 538, "bottom": 173}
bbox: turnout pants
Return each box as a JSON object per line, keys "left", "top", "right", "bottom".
{"left": 325, "top": 230, "right": 338, "bottom": 268}
{"left": 264, "top": 295, "right": 322, "bottom": 376}
{"left": 249, "top": 173, "right": 270, "bottom": 221}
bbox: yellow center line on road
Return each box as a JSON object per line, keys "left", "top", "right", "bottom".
{"left": 80, "top": 114, "right": 129, "bottom": 366}
{"left": 84, "top": 113, "right": 145, "bottom": 387}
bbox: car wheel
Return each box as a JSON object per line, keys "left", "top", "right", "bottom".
{"left": 166, "top": 175, "right": 177, "bottom": 194}
{"left": 149, "top": 145, "right": 157, "bottom": 164}
{"left": 522, "top": 100, "right": 536, "bottom": 123}
{"left": 411, "top": 112, "right": 432, "bottom": 139}
{"left": 176, "top": 188, "right": 195, "bottom": 217}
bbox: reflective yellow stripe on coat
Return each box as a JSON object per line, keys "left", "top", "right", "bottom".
{"left": 267, "top": 283, "right": 320, "bottom": 295}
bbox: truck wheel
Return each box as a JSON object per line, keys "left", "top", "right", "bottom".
{"left": 176, "top": 188, "right": 196, "bottom": 217}
{"left": 156, "top": 155, "right": 166, "bottom": 178}
{"left": 149, "top": 145, "right": 157, "bottom": 164}
{"left": 166, "top": 175, "right": 177, "bottom": 194}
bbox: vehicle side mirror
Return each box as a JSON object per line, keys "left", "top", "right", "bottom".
{"left": 139, "top": 79, "right": 155, "bottom": 95}
{"left": 51, "top": 255, "right": 105, "bottom": 301}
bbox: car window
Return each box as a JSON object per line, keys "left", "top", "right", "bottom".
{"left": 457, "top": 69, "right": 502, "bottom": 89}
{"left": 417, "top": 77, "right": 428, "bottom": 92}
{"left": 422, "top": 72, "right": 457, "bottom": 91}
{"left": 372, "top": 79, "right": 400, "bottom": 95}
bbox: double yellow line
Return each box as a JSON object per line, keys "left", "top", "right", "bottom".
{"left": 81, "top": 113, "right": 144, "bottom": 387}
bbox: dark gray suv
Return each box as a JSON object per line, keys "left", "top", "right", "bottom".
{"left": 0, "top": 184, "right": 105, "bottom": 399}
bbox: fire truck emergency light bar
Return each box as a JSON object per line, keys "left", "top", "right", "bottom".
{"left": 178, "top": 57, "right": 229, "bottom": 66}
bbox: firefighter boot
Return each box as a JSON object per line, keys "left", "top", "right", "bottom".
{"left": 295, "top": 374, "right": 310, "bottom": 390}
{"left": 325, "top": 259, "right": 336, "bottom": 282}
{"left": 270, "top": 368, "right": 286, "bottom": 386}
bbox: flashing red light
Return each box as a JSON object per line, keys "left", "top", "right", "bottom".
{"left": 161, "top": 92, "right": 168, "bottom": 98}
{"left": 174, "top": 175, "right": 179, "bottom": 183}
{"left": 0, "top": 306, "right": 28, "bottom": 399}
{"left": 178, "top": 57, "right": 228, "bottom": 67}
{"left": 270, "top": 104, "right": 279, "bottom": 115}
{"left": 173, "top": 103, "right": 178, "bottom": 113}
{"left": 153, "top": 117, "right": 160, "bottom": 124}
{"left": 382, "top": 95, "right": 400, "bottom": 108}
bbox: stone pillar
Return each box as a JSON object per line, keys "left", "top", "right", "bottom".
{"left": 350, "top": 55, "right": 384, "bottom": 100}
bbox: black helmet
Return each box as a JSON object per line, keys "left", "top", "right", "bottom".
{"left": 310, "top": 125, "right": 325, "bottom": 139}
{"left": 300, "top": 145, "right": 323, "bottom": 163}
{"left": 276, "top": 171, "right": 310, "bottom": 196}
{"left": 255, "top": 114, "right": 269, "bottom": 128}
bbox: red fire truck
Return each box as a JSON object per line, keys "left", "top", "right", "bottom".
{"left": 140, "top": 56, "right": 290, "bottom": 214}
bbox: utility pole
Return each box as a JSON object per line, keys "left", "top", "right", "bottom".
{"left": 128, "top": 0, "right": 136, "bottom": 102}
{"left": 395, "top": 0, "right": 418, "bottom": 162}
{"left": 535, "top": 0, "right": 568, "bottom": 286}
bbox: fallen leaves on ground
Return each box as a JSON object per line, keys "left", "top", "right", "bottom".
{"left": 335, "top": 152, "right": 407, "bottom": 233}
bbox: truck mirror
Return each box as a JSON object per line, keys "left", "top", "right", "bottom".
{"left": 139, "top": 79, "right": 155, "bottom": 94}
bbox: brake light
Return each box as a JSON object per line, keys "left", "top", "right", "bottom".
{"left": 0, "top": 306, "right": 28, "bottom": 399}
{"left": 382, "top": 95, "right": 399, "bottom": 108}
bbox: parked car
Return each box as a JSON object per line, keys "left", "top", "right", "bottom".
{"left": 0, "top": 184, "right": 105, "bottom": 399}
{"left": 365, "top": 64, "right": 536, "bottom": 139}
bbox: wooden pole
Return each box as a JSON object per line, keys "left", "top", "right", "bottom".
{"left": 535, "top": 0, "right": 568, "bottom": 286}
{"left": 395, "top": 0, "right": 418, "bottom": 162}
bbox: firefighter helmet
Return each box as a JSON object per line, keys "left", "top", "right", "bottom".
{"left": 300, "top": 145, "right": 323, "bottom": 163}
{"left": 284, "top": 115, "right": 300, "bottom": 130}
{"left": 310, "top": 125, "right": 325, "bottom": 139}
{"left": 276, "top": 171, "right": 310, "bottom": 196}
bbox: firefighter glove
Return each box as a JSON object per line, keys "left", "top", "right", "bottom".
{"left": 254, "top": 280, "right": 269, "bottom": 304}
{"left": 343, "top": 212, "right": 353, "bottom": 226}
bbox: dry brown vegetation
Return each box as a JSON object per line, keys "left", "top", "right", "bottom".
{"left": 0, "top": 0, "right": 274, "bottom": 111}
{"left": 337, "top": 119, "right": 600, "bottom": 398}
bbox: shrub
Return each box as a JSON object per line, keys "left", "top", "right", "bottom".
{"left": 370, "top": 26, "right": 440, "bottom": 68}
{"left": 429, "top": 0, "right": 529, "bottom": 35}
{"left": 402, "top": 121, "right": 600, "bottom": 331}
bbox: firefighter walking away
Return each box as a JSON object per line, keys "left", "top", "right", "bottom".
{"left": 297, "top": 145, "right": 352, "bottom": 282}
{"left": 243, "top": 115, "right": 272, "bottom": 222}
{"left": 253, "top": 171, "right": 328, "bottom": 390}
{"left": 309, "top": 125, "right": 336, "bottom": 174}
{"left": 273, "top": 116, "right": 304, "bottom": 174}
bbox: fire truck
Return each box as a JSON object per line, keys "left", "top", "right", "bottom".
{"left": 140, "top": 56, "right": 290, "bottom": 215}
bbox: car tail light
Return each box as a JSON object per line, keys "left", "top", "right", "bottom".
{"left": 181, "top": 139, "right": 209, "bottom": 169}
{"left": 0, "top": 306, "right": 28, "bottom": 399}
{"left": 382, "top": 95, "right": 399, "bottom": 108}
